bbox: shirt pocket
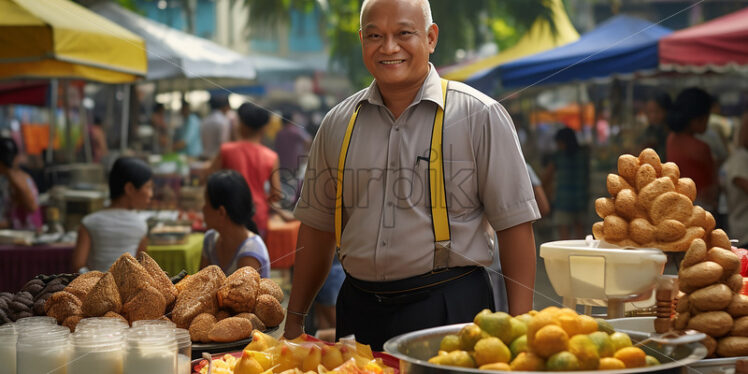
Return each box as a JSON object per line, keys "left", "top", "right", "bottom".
{"left": 443, "top": 160, "right": 480, "bottom": 218}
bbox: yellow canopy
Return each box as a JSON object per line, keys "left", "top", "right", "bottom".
{"left": 0, "top": 0, "right": 147, "bottom": 83}
{"left": 442, "top": 0, "right": 579, "bottom": 82}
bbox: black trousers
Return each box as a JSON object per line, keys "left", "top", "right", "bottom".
{"left": 335, "top": 266, "right": 494, "bottom": 351}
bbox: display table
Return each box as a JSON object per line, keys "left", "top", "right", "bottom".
{"left": 147, "top": 233, "right": 204, "bottom": 276}
{"left": 265, "top": 216, "right": 300, "bottom": 269}
{"left": 0, "top": 242, "right": 74, "bottom": 292}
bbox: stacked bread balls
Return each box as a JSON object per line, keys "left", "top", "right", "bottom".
{"left": 674, "top": 233, "right": 748, "bottom": 358}
{"left": 592, "top": 148, "right": 714, "bottom": 252}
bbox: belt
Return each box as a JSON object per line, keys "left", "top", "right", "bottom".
{"left": 345, "top": 266, "right": 480, "bottom": 296}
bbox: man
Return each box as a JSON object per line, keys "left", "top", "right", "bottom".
{"left": 174, "top": 100, "right": 203, "bottom": 158}
{"left": 275, "top": 110, "right": 312, "bottom": 206}
{"left": 284, "top": 0, "right": 539, "bottom": 350}
{"left": 201, "top": 95, "right": 232, "bottom": 159}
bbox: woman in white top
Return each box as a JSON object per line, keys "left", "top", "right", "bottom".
{"left": 200, "top": 170, "right": 270, "bottom": 277}
{"left": 72, "top": 157, "right": 153, "bottom": 272}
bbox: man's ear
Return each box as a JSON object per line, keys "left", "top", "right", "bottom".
{"left": 427, "top": 23, "right": 439, "bottom": 54}
{"left": 218, "top": 205, "right": 228, "bottom": 219}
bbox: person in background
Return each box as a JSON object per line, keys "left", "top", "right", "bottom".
{"left": 151, "top": 103, "right": 168, "bottom": 153}
{"left": 209, "top": 102, "right": 281, "bottom": 238}
{"left": 202, "top": 95, "right": 232, "bottom": 159}
{"left": 527, "top": 163, "right": 551, "bottom": 218}
{"left": 544, "top": 127, "right": 589, "bottom": 240}
{"left": 724, "top": 115, "right": 748, "bottom": 249}
{"left": 274, "top": 110, "right": 312, "bottom": 206}
{"left": 90, "top": 116, "right": 109, "bottom": 163}
{"left": 200, "top": 170, "right": 270, "bottom": 277}
{"left": 0, "top": 137, "right": 42, "bottom": 230}
{"left": 640, "top": 92, "right": 672, "bottom": 160}
{"left": 666, "top": 87, "right": 718, "bottom": 213}
{"left": 174, "top": 100, "right": 203, "bottom": 158}
{"left": 71, "top": 157, "right": 153, "bottom": 272}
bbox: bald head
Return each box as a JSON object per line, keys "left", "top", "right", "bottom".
{"left": 360, "top": 0, "right": 433, "bottom": 32}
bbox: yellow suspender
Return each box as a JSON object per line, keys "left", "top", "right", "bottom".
{"left": 335, "top": 79, "right": 451, "bottom": 269}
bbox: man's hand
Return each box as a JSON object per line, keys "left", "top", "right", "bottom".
{"left": 497, "top": 221, "right": 537, "bottom": 316}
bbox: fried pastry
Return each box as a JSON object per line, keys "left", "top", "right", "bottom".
{"left": 216, "top": 266, "right": 260, "bottom": 313}
{"left": 137, "top": 252, "right": 177, "bottom": 306}
{"left": 81, "top": 272, "right": 122, "bottom": 317}
{"left": 207, "top": 317, "right": 252, "bottom": 343}
{"left": 65, "top": 271, "right": 104, "bottom": 302}
{"left": 44, "top": 291, "right": 82, "bottom": 324}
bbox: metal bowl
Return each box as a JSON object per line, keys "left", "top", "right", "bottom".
{"left": 383, "top": 323, "right": 707, "bottom": 374}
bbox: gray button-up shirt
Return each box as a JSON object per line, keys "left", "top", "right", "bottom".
{"left": 294, "top": 65, "right": 540, "bottom": 281}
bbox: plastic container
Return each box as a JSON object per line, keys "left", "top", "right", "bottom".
{"left": 76, "top": 317, "right": 129, "bottom": 333}
{"left": 16, "top": 325, "right": 71, "bottom": 374}
{"left": 124, "top": 327, "right": 177, "bottom": 374}
{"left": 13, "top": 316, "right": 57, "bottom": 327}
{"left": 68, "top": 329, "right": 124, "bottom": 374}
{"left": 131, "top": 319, "right": 176, "bottom": 330}
{"left": 0, "top": 324, "right": 16, "bottom": 374}
{"left": 540, "top": 239, "right": 667, "bottom": 318}
{"left": 175, "top": 329, "right": 191, "bottom": 374}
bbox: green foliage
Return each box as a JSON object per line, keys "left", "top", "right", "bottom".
{"left": 243, "top": 0, "right": 557, "bottom": 88}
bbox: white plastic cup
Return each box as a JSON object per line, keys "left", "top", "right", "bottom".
{"left": 69, "top": 329, "right": 124, "bottom": 374}
{"left": 175, "top": 328, "right": 192, "bottom": 374}
{"left": 16, "top": 325, "right": 70, "bottom": 374}
{"left": 124, "top": 328, "right": 177, "bottom": 374}
{"left": 0, "top": 324, "right": 17, "bottom": 374}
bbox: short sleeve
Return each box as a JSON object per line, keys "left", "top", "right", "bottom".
{"left": 526, "top": 163, "right": 542, "bottom": 187}
{"left": 237, "top": 236, "right": 271, "bottom": 278}
{"left": 293, "top": 114, "right": 338, "bottom": 233}
{"left": 202, "top": 230, "right": 216, "bottom": 260}
{"left": 474, "top": 103, "right": 540, "bottom": 231}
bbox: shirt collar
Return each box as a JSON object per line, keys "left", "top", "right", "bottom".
{"left": 359, "top": 63, "right": 445, "bottom": 110}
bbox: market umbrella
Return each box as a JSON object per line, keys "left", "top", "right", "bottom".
{"left": 0, "top": 0, "right": 147, "bottom": 83}
{"left": 659, "top": 6, "right": 748, "bottom": 74}
{"left": 440, "top": 0, "right": 579, "bottom": 85}
{"left": 91, "top": 2, "right": 265, "bottom": 90}
{"left": 499, "top": 15, "right": 671, "bottom": 88}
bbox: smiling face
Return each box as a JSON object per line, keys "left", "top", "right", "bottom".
{"left": 359, "top": 0, "right": 438, "bottom": 89}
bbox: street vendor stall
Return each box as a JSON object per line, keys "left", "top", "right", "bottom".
{"left": 659, "top": 6, "right": 748, "bottom": 74}
{"left": 498, "top": 15, "right": 671, "bottom": 88}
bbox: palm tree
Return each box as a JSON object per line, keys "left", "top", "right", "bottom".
{"left": 243, "top": 0, "right": 559, "bottom": 87}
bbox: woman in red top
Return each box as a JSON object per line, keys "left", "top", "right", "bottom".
{"left": 209, "top": 102, "right": 281, "bottom": 238}
{"left": 666, "top": 87, "right": 718, "bottom": 212}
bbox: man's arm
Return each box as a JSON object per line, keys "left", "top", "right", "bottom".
{"left": 283, "top": 223, "right": 337, "bottom": 339}
{"left": 496, "top": 221, "right": 536, "bottom": 316}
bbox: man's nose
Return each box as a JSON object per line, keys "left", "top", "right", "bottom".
{"left": 380, "top": 35, "right": 400, "bottom": 54}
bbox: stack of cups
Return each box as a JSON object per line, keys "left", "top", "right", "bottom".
{"left": 16, "top": 324, "right": 70, "bottom": 374}
{"left": 68, "top": 328, "right": 125, "bottom": 374}
{"left": 0, "top": 324, "right": 17, "bottom": 374}
{"left": 124, "top": 323, "right": 177, "bottom": 374}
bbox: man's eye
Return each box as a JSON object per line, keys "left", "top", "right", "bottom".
{"left": 367, "top": 34, "right": 381, "bottom": 39}
{"left": 400, "top": 31, "right": 414, "bottom": 36}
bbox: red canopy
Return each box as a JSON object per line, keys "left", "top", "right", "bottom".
{"left": 660, "top": 7, "right": 748, "bottom": 73}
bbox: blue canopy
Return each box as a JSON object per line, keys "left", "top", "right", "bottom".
{"left": 494, "top": 15, "right": 672, "bottom": 89}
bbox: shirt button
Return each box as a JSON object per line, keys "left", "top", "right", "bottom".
{"left": 381, "top": 241, "right": 387, "bottom": 246}
{"left": 387, "top": 202, "right": 394, "bottom": 207}
{"left": 395, "top": 127, "right": 400, "bottom": 131}
{"left": 389, "top": 161, "right": 396, "bottom": 167}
